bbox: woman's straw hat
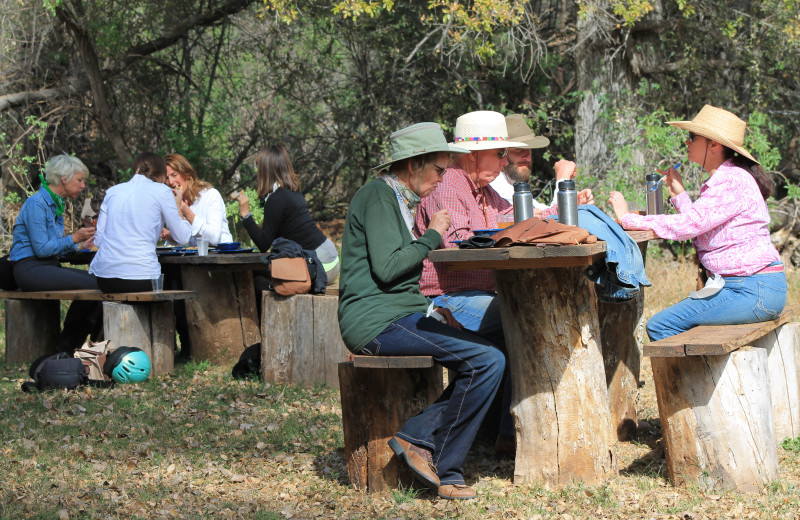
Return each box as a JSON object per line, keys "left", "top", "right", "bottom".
{"left": 373, "top": 122, "right": 469, "bottom": 171}
{"left": 505, "top": 114, "right": 550, "bottom": 149}
{"left": 667, "top": 105, "right": 758, "bottom": 164}
{"left": 450, "top": 111, "right": 527, "bottom": 151}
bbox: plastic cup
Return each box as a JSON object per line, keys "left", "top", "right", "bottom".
{"left": 497, "top": 214, "right": 514, "bottom": 229}
{"left": 151, "top": 274, "right": 164, "bottom": 293}
{"left": 198, "top": 238, "right": 209, "bottom": 256}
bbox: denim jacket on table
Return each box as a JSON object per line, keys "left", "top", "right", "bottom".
{"left": 9, "top": 187, "right": 77, "bottom": 262}
{"left": 557, "top": 205, "right": 651, "bottom": 302}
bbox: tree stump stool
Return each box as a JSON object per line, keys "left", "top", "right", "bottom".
{"left": 338, "top": 356, "right": 443, "bottom": 492}
{"left": 4, "top": 300, "right": 60, "bottom": 364}
{"left": 262, "top": 292, "right": 349, "bottom": 389}
{"left": 754, "top": 323, "right": 800, "bottom": 443}
{"left": 103, "top": 301, "right": 176, "bottom": 375}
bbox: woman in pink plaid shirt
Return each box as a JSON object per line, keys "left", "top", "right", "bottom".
{"left": 609, "top": 105, "right": 787, "bottom": 341}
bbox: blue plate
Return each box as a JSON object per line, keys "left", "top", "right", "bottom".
{"left": 216, "top": 248, "right": 255, "bottom": 254}
{"left": 158, "top": 250, "right": 198, "bottom": 256}
{"left": 449, "top": 241, "right": 462, "bottom": 245}
{"left": 473, "top": 228, "right": 502, "bottom": 236}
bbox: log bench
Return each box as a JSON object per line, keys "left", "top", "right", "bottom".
{"left": 261, "top": 288, "right": 349, "bottom": 389}
{"left": 644, "top": 310, "right": 799, "bottom": 492}
{"left": 338, "top": 355, "right": 444, "bottom": 493}
{"left": 0, "top": 289, "right": 195, "bottom": 375}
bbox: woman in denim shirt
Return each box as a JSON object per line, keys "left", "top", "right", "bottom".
{"left": 9, "top": 154, "right": 101, "bottom": 353}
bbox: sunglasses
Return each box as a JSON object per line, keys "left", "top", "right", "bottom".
{"left": 688, "top": 132, "right": 699, "bottom": 143}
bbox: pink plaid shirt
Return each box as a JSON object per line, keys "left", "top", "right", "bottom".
{"left": 621, "top": 160, "right": 779, "bottom": 276}
{"left": 415, "top": 164, "right": 513, "bottom": 296}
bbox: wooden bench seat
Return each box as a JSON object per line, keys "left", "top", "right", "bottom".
{"left": 1, "top": 289, "right": 195, "bottom": 375}
{"left": 645, "top": 310, "right": 799, "bottom": 492}
{"left": 338, "top": 355, "right": 443, "bottom": 492}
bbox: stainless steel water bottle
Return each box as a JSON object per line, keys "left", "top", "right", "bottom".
{"left": 557, "top": 179, "right": 578, "bottom": 226}
{"left": 512, "top": 182, "right": 534, "bottom": 223}
{"left": 645, "top": 173, "right": 664, "bottom": 215}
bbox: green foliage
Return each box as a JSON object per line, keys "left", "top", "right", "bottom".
{"left": 781, "top": 435, "right": 800, "bottom": 452}
{"left": 225, "top": 188, "right": 263, "bottom": 224}
{"left": 745, "top": 111, "right": 782, "bottom": 172}
{"left": 786, "top": 182, "right": 800, "bottom": 202}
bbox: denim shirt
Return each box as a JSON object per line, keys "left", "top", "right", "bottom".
{"left": 573, "top": 205, "right": 651, "bottom": 302}
{"left": 9, "top": 187, "right": 77, "bottom": 262}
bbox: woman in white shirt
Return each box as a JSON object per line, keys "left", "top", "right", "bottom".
{"left": 89, "top": 153, "right": 192, "bottom": 292}
{"left": 162, "top": 153, "right": 233, "bottom": 246}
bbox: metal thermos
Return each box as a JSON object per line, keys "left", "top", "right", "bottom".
{"left": 646, "top": 173, "right": 664, "bottom": 215}
{"left": 512, "top": 182, "right": 534, "bottom": 223}
{"left": 557, "top": 179, "right": 578, "bottom": 226}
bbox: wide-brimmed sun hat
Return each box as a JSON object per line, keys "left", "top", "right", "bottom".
{"left": 505, "top": 114, "right": 550, "bottom": 149}
{"left": 373, "top": 122, "right": 469, "bottom": 171}
{"left": 450, "top": 111, "right": 527, "bottom": 151}
{"left": 667, "top": 104, "right": 758, "bottom": 164}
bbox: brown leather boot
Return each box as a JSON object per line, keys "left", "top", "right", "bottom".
{"left": 388, "top": 436, "right": 439, "bottom": 489}
{"left": 438, "top": 484, "right": 477, "bottom": 500}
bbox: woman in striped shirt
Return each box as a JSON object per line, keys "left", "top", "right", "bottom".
{"left": 608, "top": 105, "right": 787, "bottom": 341}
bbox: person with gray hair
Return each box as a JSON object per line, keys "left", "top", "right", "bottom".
{"left": 9, "top": 153, "right": 102, "bottom": 353}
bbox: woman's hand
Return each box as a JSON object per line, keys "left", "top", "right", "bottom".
{"left": 608, "top": 191, "right": 629, "bottom": 220}
{"left": 236, "top": 191, "right": 250, "bottom": 218}
{"left": 428, "top": 209, "right": 451, "bottom": 237}
{"left": 578, "top": 189, "right": 594, "bottom": 205}
{"left": 160, "top": 227, "right": 173, "bottom": 242}
{"left": 181, "top": 201, "right": 195, "bottom": 224}
{"left": 172, "top": 186, "right": 184, "bottom": 208}
{"left": 72, "top": 226, "right": 95, "bottom": 244}
{"left": 79, "top": 237, "right": 95, "bottom": 251}
{"left": 658, "top": 165, "right": 685, "bottom": 198}
{"left": 435, "top": 307, "right": 463, "bottom": 329}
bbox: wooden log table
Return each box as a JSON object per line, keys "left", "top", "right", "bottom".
{"left": 158, "top": 252, "right": 268, "bottom": 366}
{"left": 428, "top": 230, "right": 654, "bottom": 486}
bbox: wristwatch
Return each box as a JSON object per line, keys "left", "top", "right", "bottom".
{"left": 239, "top": 212, "right": 252, "bottom": 222}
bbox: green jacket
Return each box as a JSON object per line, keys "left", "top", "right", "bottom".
{"left": 338, "top": 179, "right": 442, "bottom": 352}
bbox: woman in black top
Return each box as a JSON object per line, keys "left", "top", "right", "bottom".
{"left": 235, "top": 145, "right": 339, "bottom": 308}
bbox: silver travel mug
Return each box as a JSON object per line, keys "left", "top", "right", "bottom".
{"left": 646, "top": 173, "right": 664, "bottom": 215}
{"left": 512, "top": 182, "right": 534, "bottom": 223}
{"left": 557, "top": 179, "right": 578, "bottom": 226}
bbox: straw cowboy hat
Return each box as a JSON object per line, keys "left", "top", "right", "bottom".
{"left": 667, "top": 105, "right": 758, "bottom": 164}
{"left": 450, "top": 111, "right": 527, "bottom": 151}
{"left": 373, "top": 122, "right": 469, "bottom": 171}
{"left": 505, "top": 114, "right": 550, "bottom": 149}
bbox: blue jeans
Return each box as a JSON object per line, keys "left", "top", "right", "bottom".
{"left": 361, "top": 313, "right": 505, "bottom": 485}
{"left": 432, "top": 290, "right": 513, "bottom": 436}
{"left": 647, "top": 270, "right": 787, "bottom": 341}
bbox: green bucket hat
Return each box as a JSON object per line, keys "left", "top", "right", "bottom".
{"left": 373, "top": 122, "right": 469, "bottom": 171}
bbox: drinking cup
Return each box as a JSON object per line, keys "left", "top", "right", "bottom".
{"left": 151, "top": 274, "right": 164, "bottom": 293}
{"left": 497, "top": 214, "right": 515, "bottom": 229}
{"left": 198, "top": 238, "right": 209, "bottom": 256}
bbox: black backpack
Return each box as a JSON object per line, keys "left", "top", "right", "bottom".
{"left": 21, "top": 352, "right": 115, "bottom": 393}
{"left": 231, "top": 343, "right": 261, "bottom": 379}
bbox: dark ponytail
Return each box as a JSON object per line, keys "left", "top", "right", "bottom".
{"left": 722, "top": 148, "right": 773, "bottom": 199}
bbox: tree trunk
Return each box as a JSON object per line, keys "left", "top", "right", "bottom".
{"left": 494, "top": 266, "right": 617, "bottom": 486}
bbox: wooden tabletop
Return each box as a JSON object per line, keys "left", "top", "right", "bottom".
{"left": 428, "top": 230, "right": 657, "bottom": 270}
{"left": 63, "top": 250, "right": 269, "bottom": 270}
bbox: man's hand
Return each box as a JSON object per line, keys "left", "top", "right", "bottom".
{"left": 436, "top": 307, "right": 463, "bottom": 329}
{"left": 554, "top": 159, "right": 577, "bottom": 181}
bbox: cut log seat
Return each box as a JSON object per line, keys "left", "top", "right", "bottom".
{"left": 645, "top": 310, "right": 799, "bottom": 492}
{"left": 338, "top": 355, "right": 443, "bottom": 493}
{"left": 1, "top": 289, "right": 194, "bottom": 375}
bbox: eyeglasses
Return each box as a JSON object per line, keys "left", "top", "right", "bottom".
{"left": 688, "top": 132, "right": 698, "bottom": 142}
{"left": 433, "top": 164, "right": 446, "bottom": 176}
{"left": 496, "top": 149, "right": 508, "bottom": 159}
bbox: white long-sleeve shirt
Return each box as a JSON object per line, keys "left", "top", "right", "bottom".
{"left": 185, "top": 187, "right": 233, "bottom": 246}
{"left": 90, "top": 174, "right": 192, "bottom": 279}
{"left": 489, "top": 172, "right": 554, "bottom": 210}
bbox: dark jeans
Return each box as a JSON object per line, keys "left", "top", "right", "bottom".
{"left": 361, "top": 313, "right": 505, "bottom": 486}
{"left": 161, "top": 264, "right": 191, "bottom": 358}
{"left": 97, "top": 277, "right": 152, "bottom": 292}
{"left": 12, "top": 256, "right": 103, "bottom": 354}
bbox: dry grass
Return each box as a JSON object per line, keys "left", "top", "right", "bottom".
{"left": 0, "top": 254, "right": 799, "bottom": 519}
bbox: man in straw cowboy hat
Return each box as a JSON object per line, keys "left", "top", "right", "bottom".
{"left": 414, "top": 110, "right": 527, "bottom": 456}
{"left": 490, "top": 113, "right": 594, "bottom": 211}
{"left": 338, "top": 122, "right": 506, "bottom": 500}
{"left": 608, "top": 104, "right": 786, "bottom": 341}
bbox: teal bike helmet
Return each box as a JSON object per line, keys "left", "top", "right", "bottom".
{"left": 103, "top": 347, "right": 151, "bottom": 383}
